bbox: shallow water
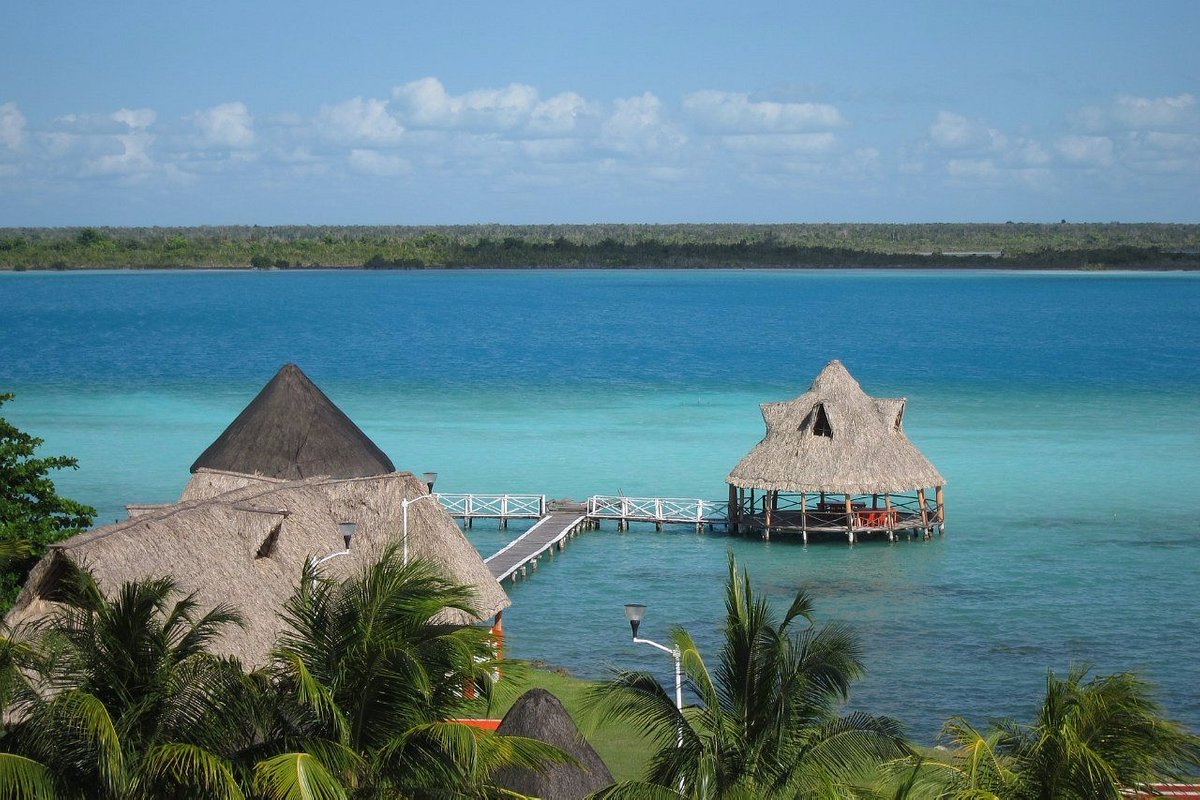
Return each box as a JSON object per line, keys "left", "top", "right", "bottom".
{"left": 1, "top": 268, "right": 1197, "bottom": 740}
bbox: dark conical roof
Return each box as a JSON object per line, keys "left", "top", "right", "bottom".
{"left": 190, "top": 364, "right": 395, "bottom": 479}
{"left": 492, "top": 688, "right": 614, "bottom": 799}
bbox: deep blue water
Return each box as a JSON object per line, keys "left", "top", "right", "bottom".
{"left": 2, "top": 268, "right": 1198, "bottom": 741}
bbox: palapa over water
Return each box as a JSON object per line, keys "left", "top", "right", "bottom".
{"left": 491, "top": 688, "right": 614, "bottom": 800}
{"left": 727, "top": 359, "right": 944, "bottom": 495}
{"left": 7, "top": 364, "right": 508, "bottom": 667}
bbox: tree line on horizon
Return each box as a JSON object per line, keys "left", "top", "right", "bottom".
{"left": 1, "top": 223, "right": 1198, "bottom": 271}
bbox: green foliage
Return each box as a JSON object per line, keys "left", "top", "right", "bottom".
{"left": 4, "top": 570, "right": 247, "bottom": 798}
{"left": 1, "top": 223, "right": 1198, "bottom": 270}
{"left": 0, "top": 393, "right": 95, "bottom": 612}
{"left": 591, "top": 555, "right": 909, "bottom": 798}
{"left": 883, "top": 667, "right": 1200, "bottom": 799}
{"left": 998, "top": 666, "right": 1200, "bottom": 799}
{"left": 265, "top": 545, "right": 568, "bottom": 797}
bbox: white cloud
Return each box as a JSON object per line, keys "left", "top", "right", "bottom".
{"left": 318, "top": 97, "right": 404, "bottom": 143}
{"left": 87, "top": 131, "right": 155, "bottom": 175}
{"left": 1113, "top": 93, "right": 1196, "bottom": 129}
{"left": 193, "top": 102, "right": 255, "bottom": 148}
{"left": 1013, "top": 140, "right": 1050, "bottom": 166}
{"left": 682, "top": 90, "right": 843, "bottom": 133}
{"left": 719, "top": 132, "right": 837, "bottom": 154}
{"left": 528, "top": 92, "right": 591, "bottom": 135}
{"left": 601, "top": 92, "right": 685, "bottom": 155}
{"left": 1140, "top": 131, "right": 1200, "bottom": 152}
{"left": 112, "top": 108, "right": 156, "bottom": 130}
{"left": 393, "top": 77, "right": 538, "bottom": 130}
{"left": 348, "top": 148, "right": 410, "bottom": 176}
{"left": 1057, "top": 134, "right": 1113, "bottom": 166}
{"left": 0, "top": 102, "right": 25, "bottom": 150}
{"left": 930, "top": 112, "right": 973, "bottom": 148}
{"left": 947, "top": 158, "right": 999, "bottom": 179}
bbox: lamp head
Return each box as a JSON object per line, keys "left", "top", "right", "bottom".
{"left": 338, "top": 521, "right": 357, "bottom": 550}
{"left": 624, "top": 603, "right": 646, "bottom": 639}
{"left": 422, "top": 472, "right": 438, "bottom": 493}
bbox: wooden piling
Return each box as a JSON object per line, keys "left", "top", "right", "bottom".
{"left": 763, "top": 490, "right": 773, "bottom": 540}
{"left": 844, "top": 494, "right": 855, "bottom": 544}
{"left": 917, "top": 487, "right": 930, "bottom": 539}
{"left": 935, "top": 485, "right": 945, "bottom": 534}
{"left": 800, "top": 492, "right": 808, "bottom": 544}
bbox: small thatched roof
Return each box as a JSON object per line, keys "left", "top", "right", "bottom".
{"left": 726, "top": 360, "right": 944, "bottom": 495}
{"left": 190, "top": 363, "right": 395, "bottom": 480}
{"left": 491, "top": 688, "right": 613, "bottom": 799}
{"left": 6, "top": 470, "right": 508, "bottom": 668}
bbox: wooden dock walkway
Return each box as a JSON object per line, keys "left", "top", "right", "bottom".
{"left": 484, "top": 510, "right": 587, "bottom": 583}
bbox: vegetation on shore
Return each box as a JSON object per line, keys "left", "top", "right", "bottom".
{"left": 2, "top": 223, "right": 1199, "bottom": 271}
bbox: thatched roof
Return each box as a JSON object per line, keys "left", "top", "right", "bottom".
{"left": 190, "top": 363, "right": 395, "bottom": 479}
{"left": 6, "top": 470, "right": 508, "bottom": 668}
{"left": 491, "top": 688, "right": 613, "bottom": 799}
{"left": 726, "top": 360, "right": 944, "bottom": 495}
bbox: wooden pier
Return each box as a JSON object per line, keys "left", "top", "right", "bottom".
{"left": 484, "top": 510, "right": 587, "bottom": 583}
{"left": 437, "top": 493, "right": 546, "bottom": 528}
{"left": 587, "top": 495, "right": 727, "bottom": 532}
{"left": 436, "top": 488, "right": 942, "bottom": 587}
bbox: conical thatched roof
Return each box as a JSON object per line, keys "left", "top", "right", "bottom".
{"left": 6, "top": 470, "right": 508, "bottom": 668}
{"left": 191, "top": 364, "right": 395, "bottom": 479}
{"left": 491, "top": 689, "right": 613, "bottom": 799}
{"left": 727, "top": 360, "right": 944, "bottom": 494}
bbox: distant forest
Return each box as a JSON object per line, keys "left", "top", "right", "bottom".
{"left": 2, "top": 223, "right": 1198, "bottom": 270}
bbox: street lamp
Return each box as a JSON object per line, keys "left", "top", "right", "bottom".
{"left": 623, "top": 603, "right": 683, "bottom": 731}
{"left": 338, "top": 520, "right": 357, "bottom": 550}
{"left": 311, "top": 520, "right": 357, "bottom": 568}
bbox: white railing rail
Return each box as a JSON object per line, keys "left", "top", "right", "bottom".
{"left": 435, "top": 493, "right": 546, "bottom": 518}
{"left": 586, "top": 495, "right": 728, "bottom": 524}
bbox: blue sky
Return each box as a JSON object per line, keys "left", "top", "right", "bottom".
{"left": 2, "top": 1, "right": 1197, "bottom": 225}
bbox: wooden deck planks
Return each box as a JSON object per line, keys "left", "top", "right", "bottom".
{"left": 485, "top": 511, "right": 585, "bottom": 583}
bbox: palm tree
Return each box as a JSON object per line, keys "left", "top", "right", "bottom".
{"left": 2, "top": 568, "right": 247, "bottom": 798}
{"left": 881, "top": 666, "right": 1200, "bottom": 800}
{"left": 994, "top": 665, "right": 1200, "bottom": 800}
{"left": 263, "top": 544, "right": 566, "bottom": 798}
{"left": 592, "top": 555, "right": 909, "bottom": 799}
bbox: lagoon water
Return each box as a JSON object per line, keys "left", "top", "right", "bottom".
{"left": 1, "top": 268, "right": 1198, "bottom": 741}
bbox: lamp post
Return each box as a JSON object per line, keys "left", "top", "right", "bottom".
{"left": 623, "top": 603, "right": 683, "bottom": 744}
{"left": 311, "top": 520, "right": 356, "bottom": 568}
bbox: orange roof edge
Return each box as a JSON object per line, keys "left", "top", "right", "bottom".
{"left": 453, "top": 718, "right": 502, "bottom": 731}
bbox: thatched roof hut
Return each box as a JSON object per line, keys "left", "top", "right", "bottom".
{"left": 491, "top": 688, "right": 613, "bottom": 799}
{"left": 191, "top": 363, "right": 395, "bottom": 480}
{"left": 7, "top": 470, "right": 509, "bottom": 667}
{"left": 726, "top": 360, "right": 944, "bottom": 541}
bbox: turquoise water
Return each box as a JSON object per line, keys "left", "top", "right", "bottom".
{"left": 1, "top": 269, "right": 1198, "bottom": 740}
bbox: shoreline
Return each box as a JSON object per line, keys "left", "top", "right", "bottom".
{"left": 3, "top": 263, "right": 1199, "bottom": 273}
{"left": 3, "top": 222, "right": 1198, "bottom": 272}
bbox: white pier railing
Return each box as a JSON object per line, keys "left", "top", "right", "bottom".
{"left": 436, "top": 493, "right": 547, "bottom": 520}
{"left": 586, "top": 495, "right": 728, "bottom": 526}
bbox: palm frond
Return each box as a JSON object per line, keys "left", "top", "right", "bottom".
{"left": 0, "top": 753, "right": 57, "bottom": 800}
{"left": 252, "top": 752, "right": 348, "bottom": 800}
{"left": 138, "top": 742, "right": 244, "bottom": 800}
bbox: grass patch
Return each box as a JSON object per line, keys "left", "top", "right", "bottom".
{"left": 467, "top": 663, "right": 658, "bottom": 783}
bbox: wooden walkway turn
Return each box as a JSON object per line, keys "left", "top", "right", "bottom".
{"left": 484, "top": 511, "right": 587, "bottom": 583}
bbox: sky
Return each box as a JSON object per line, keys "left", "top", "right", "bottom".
{"left": 1, "top": 1, "right": 1198, "bottom": 225}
